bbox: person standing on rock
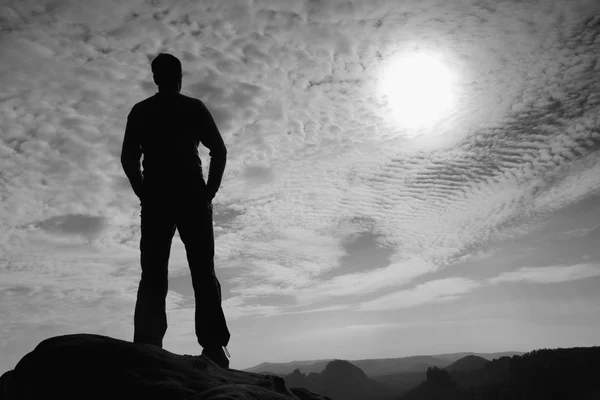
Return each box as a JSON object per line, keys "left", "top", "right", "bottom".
{"left": 121, "top": 52, "right": 231, "bottom": 369}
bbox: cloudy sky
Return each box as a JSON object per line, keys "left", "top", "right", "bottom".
{"left": 1, "top": 0, "right": 600, "bottom": 373}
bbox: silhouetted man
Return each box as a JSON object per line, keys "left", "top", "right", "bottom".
{"left": 121, "top": 53, "right": 230, "bottom": 369}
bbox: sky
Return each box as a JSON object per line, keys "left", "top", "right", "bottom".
{"left": 1, "top": 0, "right": 600, "bottom": 374}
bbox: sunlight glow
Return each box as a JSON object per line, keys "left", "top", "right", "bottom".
{"left": 379, "top": 53, "right": 457, "bottom": 130}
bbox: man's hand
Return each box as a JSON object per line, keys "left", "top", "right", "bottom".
{"left": 198, "top": 100, "right": 227, "bottom": 204}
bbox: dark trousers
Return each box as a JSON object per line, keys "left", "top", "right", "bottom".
{"left": 133, "top": 182, "right": 230, "bottom": 349}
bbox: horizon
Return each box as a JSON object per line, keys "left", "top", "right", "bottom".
{"left": 242, "top": 349, "right": 527, "bottom": 371}
{"left": 1, "top": 0, "right": 600, "bottom": 375}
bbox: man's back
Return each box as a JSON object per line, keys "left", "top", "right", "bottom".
{"left": 123, "top": 53, "right": 231, "bottom": 369}
{"left": 122, "top": 91, "right": 227, "bottom": 198}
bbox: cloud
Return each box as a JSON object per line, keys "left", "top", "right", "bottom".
{"left": 32, "top": 214, "right": 107, "bottom": 240}
{"left": 280, "top": 322, "right": 401, "bottom": 343}
{"left": 488, "top": 263, "right": 600, "bottom": 284}
{"left": 295, "top": 256, "right": 438, "bottom": 305}
{"left": 280, "top": 304, "right": 355, "bottom": 315}
{"left": 557, "top": 226, "right": 600, "bottom": 240}
{"left": 222, "top": 295, "right": 282, "bottom": 320}
{"left": 357, "top": 277, "right": 480, "bottom": 312}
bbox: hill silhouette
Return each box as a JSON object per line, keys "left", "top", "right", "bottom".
{"left": 431, "top": 352, "right": 519, "bottom": 363}
{"left": 0, "top": 334, "right": 329, "bottom": 400}
{"left": 446, "top": 355, "right": 490, "bottom": 373}
{"left": 370, "top": 355, "right": 495, "bottom": 397}
{"left": 400, "top": 347, "right": 600, "bottom": 400}
{"left": 247, "top": 352, "right": 521, "bottom": 398}
{"left": 370, "top": 371, "right": 427, "bottom": 397}
{"left": 246, "top": 360, "right": 333, "bottom": 376}
{"left": 284, "top": 359, "right": 396, "bottom": 400}
{"left": 244, "top": 352, "right": 522, "bottom": 377}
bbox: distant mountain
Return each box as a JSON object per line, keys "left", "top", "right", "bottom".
{"left": 369, "top": 355, "right": 493, "bottom": 397}
{"left": 399, "top": 347, "right": 600, "bottom": 400}
{"left": 350, "top": 356, "right": 449, "bottom": 376}
{"left": 371, "top": 371, "right": 426, "bottom": 397}
{"left": 432, "top": 351, "right": 523, "bottom": 363}
{"left": 284, "top": 359, "right": 397, "bottom": 400}
{"left": 257, "top": 371, "right": 287, "bottom": 378}
{"left": 244, "top": 359, "right": 332, "bottom": 376}
{"left": 446, "top": 355, "right": 490, "bottom": 373}
{"left": 243, "top": 352, "right": 523, "bottom": 377}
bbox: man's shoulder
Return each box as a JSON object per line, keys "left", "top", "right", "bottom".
{"left": 179, "top": 93, "right": 205, "bottom": 108}
{"left": 129, "top": 93, "right": 205, "bottom": 115}
{"left": 129, "top": 95, "right": 156, "bottom": 114}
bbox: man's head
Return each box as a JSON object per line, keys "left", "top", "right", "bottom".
{"left": 151, "top": 53, "right": 182, "bottom": 92}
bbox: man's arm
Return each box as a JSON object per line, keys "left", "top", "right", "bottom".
{"left": 121, "top": 107, "right": 143, "bottom": 199}
{"left": 198, "top": 101, "right": 227, "bottom": 201}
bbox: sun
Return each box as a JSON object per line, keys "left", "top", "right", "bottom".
{"left": 379, "top": 53, "right": 456, "bottom": 130}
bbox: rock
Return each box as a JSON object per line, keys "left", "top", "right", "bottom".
{"left": 0, "top": 333, "right": 330, "bottom": 400}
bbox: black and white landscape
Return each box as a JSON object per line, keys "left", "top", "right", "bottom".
{"left": 1, "top": 1, "right": 599, "bottom": 398}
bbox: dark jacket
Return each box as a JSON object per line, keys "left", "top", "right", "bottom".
{"left": 121, "top": 92, "right": 227, "bottom": 200}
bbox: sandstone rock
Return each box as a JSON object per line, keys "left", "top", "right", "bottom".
{"left": 0, "top": 333, "right": 330, "bottom": 400}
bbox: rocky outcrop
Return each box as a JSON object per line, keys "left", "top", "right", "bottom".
{"left": 0, "top": 333, "right": 330, "bottom": 400}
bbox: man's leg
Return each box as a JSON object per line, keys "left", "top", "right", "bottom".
{"left": 134, "top": 197, "right": 176, "bottom": 348}
{"left": 176, "top": 195, "right": 230, "bottom": 349}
